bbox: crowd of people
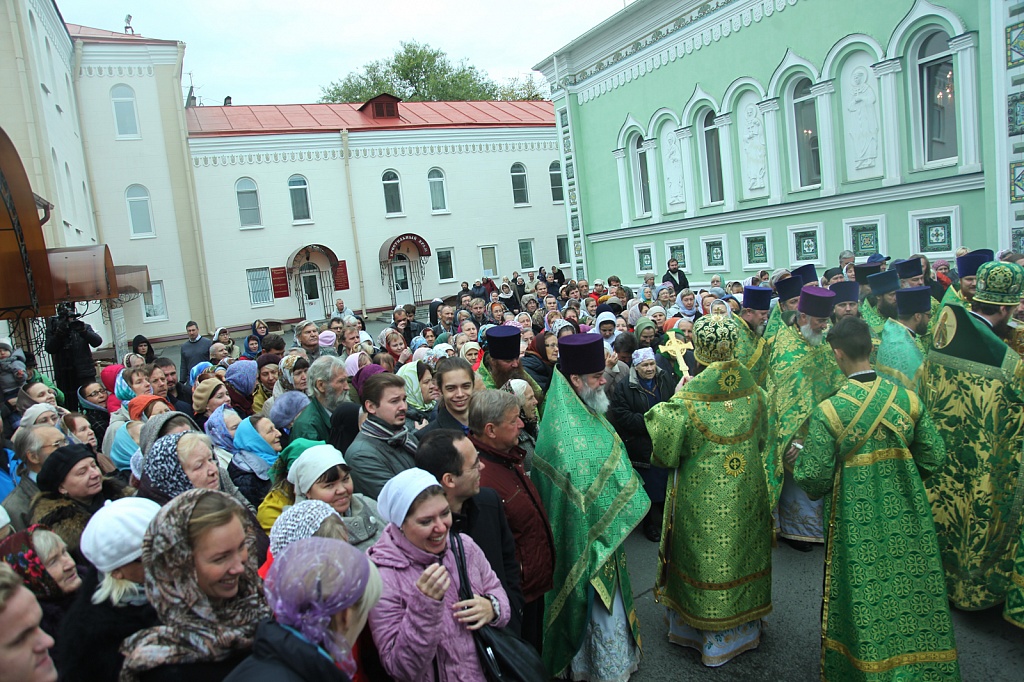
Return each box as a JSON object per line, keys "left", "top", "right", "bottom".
{"left": 1, "top": 244, "right": 1023, "bottom": 681}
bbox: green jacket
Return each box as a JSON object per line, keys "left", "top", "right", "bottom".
{"left": 289, "top": 398, "right": 332, "bottom": 443}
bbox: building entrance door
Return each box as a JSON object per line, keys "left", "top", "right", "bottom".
{"left": 391, "top": 256, "right": 414, "bottom": 307}
{"left": 299, "top": 263, "right": 323, "bottom": 320}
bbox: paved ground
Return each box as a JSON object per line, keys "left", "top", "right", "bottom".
{"left": 620, "top": 530, "right": 1024, "bottom": 681}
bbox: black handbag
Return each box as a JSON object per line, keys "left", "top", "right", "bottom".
{"left": 450, "top": 532, "right": 548, "bottom": 682}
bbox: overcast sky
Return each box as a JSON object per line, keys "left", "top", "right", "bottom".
{"left": 56, "top": 0, "right": 632, "bottom": 105}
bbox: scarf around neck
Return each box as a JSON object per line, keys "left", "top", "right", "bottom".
{"left": 359, "top": 415, "right": 418, "bottom": 457}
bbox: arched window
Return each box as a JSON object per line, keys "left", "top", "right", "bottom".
{"left": 510, "top": 163, "right": 529, "bottom": 205}
{"left": 632, "top": 136, "right": 651, "bottom": 216}
{"left": 918, "top": 31, "right": 957, "bottom": 163}
{"left": 549, "top": 161, "right": 564, "bottom": 202}
{"left": 126, "top": 184, "right": 154, "bottom": 237}
{"left": 111, "top": 84, "right": 140, "bottom": 138}
{"left": 792, "top": 78, "right": 820, "bottom": 188}
{"left": 288, "top": 175, "right": 311, "bottom": 221}
{"left": 64, "top": 163, "right": 76, "bottom": 221}
{"left": 700, "top": 111, "right": 724, "bottom": 204}
{"left": 427, "top": 168, "right": 448, "bottom": 212}
{"left": 235, "top": 177, "right": 262, "bottom": 227}
{"left": 382, "top": 170, "right": 403, "bottom": 214}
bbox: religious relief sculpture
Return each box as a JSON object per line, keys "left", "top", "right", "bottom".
{"left": 662, "top": 132, "right": 686, "bottom": 206}
{"left": 846, "top": 67, "right": 879, "bottom": 170}
{"left": 741, "top": 105, "right": 767, "bottom": 191}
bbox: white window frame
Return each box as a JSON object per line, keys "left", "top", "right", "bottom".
{"left": 842, "top": 214, "right": 888, "bottom": 263}
{"left": 786, "top": 222, "right": 825, "bottom": 268}
{"left": 549, "top": 161, "right": 564, "bottom": 203}
{"left": 518, "top": 239, "right": 536, "bottom": 271}
{"left": 698, "top": 110, "right": 725, "bottom": 206}
{"left": 907, "top": 205, "right": 961, "bottom": 260}
{"left": 556, "top": 235, "right": 571, "bottom": 267}
{"left": 235, "top": 177, "right": 262, "bottom": 228}
{"left": 246, "top": 268, "right": 274, "bottom": 307}
{"left": 110, "top": 84, "right": 141, "bottom": 139}
{"left": 663, "top": 238, "right": 693, "bottom": 275}
{"left": 909, "top": 29, "right": 959, "bottom": 170}
{"left": 125, "top": 184, "right": 155, "bottom": 239}
{"left": 789, "top": 77, "right": 822, "bottom": 191}
{"left": 141, "top": 281, "right": 168, "bottom": 322}
{"left": 739, "top": 229, "right": 774, "bottom": 271}
{"left": 633, "top": 242, "right": 656, "bottom": 276}
{"left": 436, "top": 247, "right": 456, "bottom": 283}
{"left": 382, "top": 169, "right": 405, "bottom": 216}
{"left": 510, "top": 163, "right": 530, "bottom": 206}
{"left": 700, "top": 234, "right": 730, "bottom": 274}
{"left": 479, "top": 245, "right": 499, "bottom": 277}
{"left": 288, "top": 175, "right": 313, "bottom": 224}
{"left": 630, "top": 136, "right": 652, "bottom": 218}
{"left": 427, "top": 168, "right": 449, "bottom": 214}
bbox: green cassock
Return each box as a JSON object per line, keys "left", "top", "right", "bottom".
{"left": 875, "top": 319, "right": 925, "bottom": 392}
{"left": 940, "top": 284, "right": 965, "bottom": 309}
{"left": 795, "top": 376, "right": 961, "bottom": 681}
{"left": 531, "top": 369, "right": 649, "bottom": 677}
{"left": 1006, "top": 524, "right": 1024, "bottom": 629}
{"left": 922, "top": 304, "right": 1024, "bottom": 609}
{"left": 733, "top": 316, "right": 769, "bottom": 385}
{"left": 645, "top": 360, "right": 773, "bottom": 631}
{"left": 860, "top": 298, "right": 886, "bottom": 338}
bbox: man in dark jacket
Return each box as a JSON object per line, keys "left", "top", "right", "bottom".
{"left": 416, "top": 429, "right": 525, "bottom": 635}
{"left": 662, "top": 257, "right": 689, "bottom": 293}
{"left": 179, "top": 320, "right": 213, "bottom": 379}
{"left": 420, "top": 357, "right": 475, "bottom": 435}
{"left": 44, "top": 304, "right": 102, "bottom": 410}
{"left": 2, "top": 425, "right": 65, "bottom": 531}
{"left": 468, "top": 389, "right": 554, "bottom": 653}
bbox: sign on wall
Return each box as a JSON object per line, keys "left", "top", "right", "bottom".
{"left": 334, "top": 261, "right": 350, "bottom": 291}
{"left": 270, "top": 267, "right": 290, "bottom": 298}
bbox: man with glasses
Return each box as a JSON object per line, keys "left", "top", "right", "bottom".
{"left": 2, "top": 425, "right": 66, "bottom": 531}
{"left": 415, "top": 428, "right": 525, "bottom": 636}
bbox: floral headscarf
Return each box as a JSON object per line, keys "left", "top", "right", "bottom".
{"left": 189, "top": 362, "right": 214, "bottom": 388}
{"left": 142, "top": 432, "right": 195, "bottom": 502}
{"left": 397, "top": 362, "right": 436, "bottom": 413}
{"left": 278, "top": 354, "right": 305, "bottom": 391}
{"left": 0, "top": 525, "right": 62, "bottom": 600}
{"left": 119, "top": 489, "right": 270, "bottom": 681}
{"left": 205, "top": 404, "right": 239, "bottom": 455}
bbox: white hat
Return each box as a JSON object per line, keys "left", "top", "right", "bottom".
{"left": 287, "top": 444, "right": 347, "bottom": 501}
{"left": 377, "top": 468, "right": 442, "bottom": 526}
{"left": 80, "top": 497, "right": 161, "bottom": 573}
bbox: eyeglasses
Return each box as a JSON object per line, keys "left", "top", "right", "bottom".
{"left": 46, "top": 438, "right": 68, "bottom": 450}
{"left": 85, "top": 388, "right": 109, "bottom": 398}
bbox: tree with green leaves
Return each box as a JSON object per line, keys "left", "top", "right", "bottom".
{"left": 319, "top": 41, "right": 546, "bottom": 103}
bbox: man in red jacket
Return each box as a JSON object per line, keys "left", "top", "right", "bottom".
{"left": 468, "top": 389, "right": 555, "bottom": 653}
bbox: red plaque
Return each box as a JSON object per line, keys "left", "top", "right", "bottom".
{"left": 333, "top": 261, "right": 350, "bottom": 291}
{"left": 270, "top": 267, "right": 289, "bottom": 298}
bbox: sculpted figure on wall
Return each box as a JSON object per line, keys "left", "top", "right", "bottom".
{"left": 662, "top": 130, "right": 686, "bottom": 206}
{"left": 846, "top": 67, "right": 879, "bottom": 170}
{"left": 741, "top": 104, "right": 767, "bottom": 191}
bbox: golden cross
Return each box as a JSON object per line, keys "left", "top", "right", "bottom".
{"left": 659, "top": 335, "right": 694, "bottom": 379}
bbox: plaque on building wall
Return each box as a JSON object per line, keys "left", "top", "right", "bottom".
{"left": 333, "top": 261, "right": 350, "bottom": 290}
{"left": 792, "top": 230, "right": 819, "bottom": 262}
{"left": 705, "top": 240, "right": 725, "bottom": 268}
{"left": 1007, "top": 92, "right": 1024, "bottom": 137}
{"left": 669, "top": 244, "right": 687, "bottom": 269}
{"left": 850, "top": 223, "right": 880, "bottom": 257}
{"left": 1008, "top": 21, "right": 1024, "bottom": 68}
{"left": 745, "top": 235, "right": 768, "bottom": 265}
{"left": 1012, "top": 161, "right": 1024, "bottom": 203}
{"left": 917, "top": 218, "right": 953, "bottom": 253}
{"left": 636, "top": 246, "right": 654, "bottom": 272}
{"left": 270, "top": 267, "right": 290, "bottom": 298}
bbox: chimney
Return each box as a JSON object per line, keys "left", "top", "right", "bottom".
{"left": 223, "top": 96, "right": 232, "bottom": 106}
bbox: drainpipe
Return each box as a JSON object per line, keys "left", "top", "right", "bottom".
{"left": 341, "top": 129, "right": 367, "bottom": 317}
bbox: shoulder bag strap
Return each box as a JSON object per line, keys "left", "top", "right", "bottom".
{"left": 450, "top": 532, "right": 474, "bottom": 601}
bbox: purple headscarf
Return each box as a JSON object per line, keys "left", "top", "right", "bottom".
{"left": 204, "top": 404, "right": 239, "bottom": 455}
{"left": 351, "top": 364, "right": 385, "bottom": 399}
{"left": 224, "top": 360, "right": 257, "bottom": 396}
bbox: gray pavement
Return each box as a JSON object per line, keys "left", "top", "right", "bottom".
{"left": 620, "top": 530, "right": 1024, "bottom": 681}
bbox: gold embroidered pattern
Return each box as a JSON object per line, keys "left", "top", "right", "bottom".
{"left": 717, "top": 368, "right": 742, "bottom": 393}
{"left": 724, "top": 452, "right": 746, "bottom": 476}
{"left": 843, "top": 448, "right": 913, "bottom": 467}
{"left": 824, "top": 639, "right": 958, "bottom": 673}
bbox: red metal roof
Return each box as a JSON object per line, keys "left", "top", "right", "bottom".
{"left": 186, "top": 100, "right": 554, "bottom": 137}
{"left": 65, "top": 23, "right": 178, "bottom": 46}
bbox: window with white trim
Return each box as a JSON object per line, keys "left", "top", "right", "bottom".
{"left": 288, "top": 175, "right": 311, "bottom": 222}
{"left": 126, "top": 184, "right": 154, "bottom": 237}
{"left": 480, "top": 246, "right": 498, "bottom": 277}
{"left": 111, "top": 84, "right": 140, "bottom": 138}
{"left": 382, "top": 170, "right": 403, "bottom": 215}
{"left": 792, "top": 78, "right": 821, "bottom": 188}
{"left": 142, "top": 281, "right": 168, "bottom": 322}
{"left": 557, "top": 236, "right": 571, "bottom": 265}
{"left": 437, "top": 248, "right": 455, "bottom": 281}
{"left": 631, "top": 136, "right": 651, "bottom": 216}
{"left": 918, "top": 31, "right": 957, "bottom": 163}
{"left": 549, "top": 161, "right": 564, "bottom": 202}
{"left": 246, "top": 268, "right": 273, "bottom": 306}
{"left": 510, "top": 163, "right": 529, "bottom": 205}
{"left": 518, "top": 239, "right": 535, "bottom": 270}
{"left": 235, "top": 178, "right": 262, "bottom": 227}
{"left": 428, "top": 168, "right": 448, "bottom": 212}
{"left": 700, "top": 111, "right": 724, "bottom": 204}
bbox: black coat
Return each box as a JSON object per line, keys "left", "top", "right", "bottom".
{"left": 608, "top": 366, "right": 677, "bottom": 467}
{"left": 451, "top": 488, "right": 525, "bottom": 635}
{"left": 662, "top": 269, "right": 689, "bottom": 293}
{"left": 57, "top": 570, "right": 160, "bottom": 682}
{"left": 227, "top": 462, "right": 271, "bottom": 509}
{"left": 139, "top": 653, "right": 248, "bottom": 682}
{"left": 521, "top": 354, "right": 553, "bottom": 393}
{"left": 224, "top": 620, "right": 349, "bottom": 682}
{"left": 419, "top": 403, "right": 469, "bottom": 435}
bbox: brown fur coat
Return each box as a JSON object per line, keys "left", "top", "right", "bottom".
{"left": 29, "top": 478, "right": 131, "bottom": 562}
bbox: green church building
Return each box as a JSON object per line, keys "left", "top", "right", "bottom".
{"left": 535, "top": 0, "right": 1023, "bottom": 285}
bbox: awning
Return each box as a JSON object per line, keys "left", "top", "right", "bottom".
{"left": 114, "top": 265, "right": 151, "bottom": 295}
{"left": 378, "top": 233, "right": 431, "bottom": 262}
{"left": 286, "top": 243, "right": 340, "bottom": 271}
{"left": 47, "top": 245, "right": 118, "bottom": 302}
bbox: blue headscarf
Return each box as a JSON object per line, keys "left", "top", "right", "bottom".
{"left": 114, "top": 369, "right": 136, "bottom": 403}
{"left": 233, "top": 416, "right": 279, "bottom": 466}
{"left": 189, "top": 362, "right": 213, "bottom": 387}
{"left": 241, "top": 334, "right": 261, "bottom": 360}
{"left": 225, "top": 360, "right": 257, "bottom": 396}
{"left": 205, "top": 404, "right": 239, "bottom": 455}
{"left": 110, "top": 425, "right": 140, "bottom": 471}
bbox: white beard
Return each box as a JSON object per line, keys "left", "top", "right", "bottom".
{"left": 578, "top": 382, "right": 610, "bottom": 415}
{"left": 800, "top": 323, "right": 824, "bottom": 347}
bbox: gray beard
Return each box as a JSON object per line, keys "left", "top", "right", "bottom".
{"left": 323, "top": 386, "right": 351, "bottom": 412}
{"left": 800, "top": 323, "right": 824, "bottom": 347}
{"left": 579, "top": 382, "right": 610, "bottom": 415}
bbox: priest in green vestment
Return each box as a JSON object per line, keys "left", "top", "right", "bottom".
{"left": 532, "top": 332, "right": 649, "bottom": 681}
{"left": 895, "top": 258, "right": 942, "bottom": 350}
{"left": 733, "top": 285, "right": 771, "bottom": 384}
{"left": 861, "top": 269, "right": 900, "bottom": 338}
{"left": 939, "top": 249, "right": 994, "bottom": 310}
{"left": 477, "top": 326, "right": 545, "bottom": 408}
{"left": 795, "top": 316, "right": 961, "bottom": 681}
{"left": 765, "top": 286, "right": 845, "bottom": 549}
{"left": 829, "top": 281, "right": 861, "bottom": 322}
{"left": 876, "top": 286, "right": 931, "bottom": 391}
{"left": 764, "top": 274, "right": 803, "bottom": 346}
{"left": 646, "top": 313, "right": 772, "bottom": 667}
{"left": 923, "top": 260, "right": 1024, "bottom": 610}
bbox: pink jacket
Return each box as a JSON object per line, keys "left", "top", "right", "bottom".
{"left": 367, "top": 524, "right": 510, "bottom": 682}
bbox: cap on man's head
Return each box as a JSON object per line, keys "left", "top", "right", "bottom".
{"left": 867, "top": 269, "right": 900, "bottom": 296}
{"left": 829, "top": 281, "right": 860, "bottom": 305}
{"left": 853, "top": 262, "right": 882, "bottom": 284}
{"left": 956, "top": 249, "right": 995, "bottom": 279}
{"left": 797, "top": 286, "right": 836, "bottom": 319}
{"left": 775, "top": 276, "right": 803, "bottom": 302}
{"left": 593, "top": 279, "right": 605, "bottom": 286}
{"left": 894, "top": 258, "right": 923, "bottom": 280}
{"left": 742, "top": 286, "right": 771, "bottom": 311}
{"left": 866, "top": 253, "right": 891, "bottom": 264}
{"left": 895, "top": 286, "right": 932, "bottom": 316}
{"left": 557, "top": 333, "right": 605, "bottom": 376}
{"left": 485, "top": 326, "right": 521, "bottom": 361}
{"left": 790, "top": 264, "right": 818, "bottom": 286}
{"left": 823, "top": 267, "right": 842, "bottom": 281}
{"left": 973, "top": 261, "right": 1024, "bottom": 306}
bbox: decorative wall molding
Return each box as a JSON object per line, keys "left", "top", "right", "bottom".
{"left": 29, "top": 0, "right": 74, "bottom": 72}
{"left": 79, "top": 64, "right": 156, "bottom": 78}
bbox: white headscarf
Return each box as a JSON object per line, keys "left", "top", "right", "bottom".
{"left": 287, "top": 445, "right": 347, "bottom": 501}
{"left": 377, "top": 467, "right": 441, "bottom": 526}
{"left": 20, "top": 403, "right": 58, "bottom": 427}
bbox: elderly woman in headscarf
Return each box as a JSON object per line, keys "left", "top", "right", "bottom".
{"left": 223, "top": 360, "right": 257, "bottom": 417}
{"left": 119, "top": 489, "right": 271, "bottom": 681}
{"left": 188, "top": 361, "right": 215, "bottom": 389}
{"left": 229, "top": 415, "right": 283, "bottom": 508}
{"left": 204, "top": 403, "right": 242, "bottom": 468}
{"left": 504, "top": 378, "right": 539, "bottom": 473}
{"left": 498, "top": 281, "right": 519, "bottom": 313}
{"left": 522, "top": 331, "right": 557, "bottom": 393}
{"left": 367, "top": 468, "right": 511, "bottom": 682}
{"left": 460, "top": 340, "right": 482, "bottom": 368}
{"left": 225, "top": 537, "right": 381, "bottom": 682}
{"left": 397, "top": 360, "right": 437, "bottom": 425}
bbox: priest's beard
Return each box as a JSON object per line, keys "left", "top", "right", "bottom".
{"left": 993, "top": 317, "right": 1012, "bottom": 340}
{"left": 800, "top": 323, "right": 824, "bottom": 347}
{"left": 755, "top": 322, "right": 767, "bottom": 337}
{"left": 578, "top": 382, "right": 610, "bottom": 415}
{"left": 877, "top": 298, "right": 898, "bottom": 320}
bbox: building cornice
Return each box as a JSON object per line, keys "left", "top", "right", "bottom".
{"left": 78, "top": 43, "right": 182, "bottom": 71}
{"left": 587, "top": 172, "right": 984, "bottom": 242}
